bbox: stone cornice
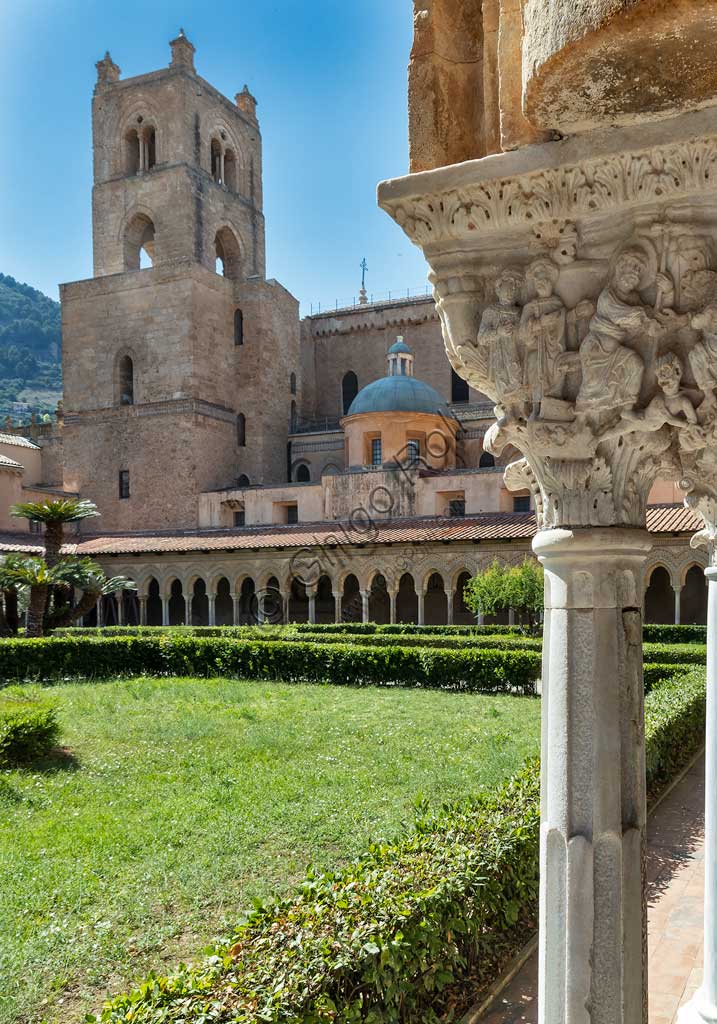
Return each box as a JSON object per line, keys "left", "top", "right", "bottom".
{"left": 378, "top": 108, "right": 717, "bottom": 249}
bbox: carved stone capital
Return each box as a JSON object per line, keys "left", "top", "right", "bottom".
{"left": 379, "top": 107, "right": 717, "bottom": 532}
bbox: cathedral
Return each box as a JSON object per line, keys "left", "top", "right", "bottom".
{"left": 0, "top": 33, "right": 705, "bottom": 627}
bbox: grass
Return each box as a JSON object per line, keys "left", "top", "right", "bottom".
{"left": 0, "top": 676, "right": 541, "bottom": 1024}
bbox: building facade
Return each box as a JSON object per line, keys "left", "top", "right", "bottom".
{"left": 0, "top": 33, "right": 707, "bottom": 628}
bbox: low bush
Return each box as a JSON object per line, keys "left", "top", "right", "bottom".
{"left": 59, "top": 623, "right": 527, "bottom": 638}
{"left": 643, "top": 662, "right": 693, "bottom": 692}
{"left": 0, "top": 687, "right": 59, "bottom": 766}
{"left": 645, "top": 669, "right": 706, "bottom": 795}
{"left": 0, "top": 635, "right": 542, "bottom": 695}
{"left": 643, "top": 624, "right": 707, "bottom": 644}
{"left": 642, "top": 642, "right": 706, "bottom": 666}
{"left": 93, "top": 665, "right": 705, "bottom": 1024}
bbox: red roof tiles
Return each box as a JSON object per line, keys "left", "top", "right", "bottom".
{"left": 0, "top": 505, "right": 701, "bottom": 558}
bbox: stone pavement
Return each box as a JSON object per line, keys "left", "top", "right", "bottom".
{"left": 478, "top": 754, "right": 706, "bottom": 1024}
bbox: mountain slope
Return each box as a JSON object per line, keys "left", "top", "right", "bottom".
{"left": 0, "top": 274, "right": 62, "bottom": 422}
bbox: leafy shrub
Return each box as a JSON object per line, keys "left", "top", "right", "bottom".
{"left": 60, "top": 623, "right": 527, "bottom": 637}
{"left": 642, "top": 642, "right": 706, "bottom": 665}
{"left": 0, "top": 635, "right": 542, "bottom": 695}
{"left": 643, "top": 662, "right": 693, "bottom": 692}
{"left": 93, "top": 665, "right": 705, "bottom": 1024}
{"left": 643, "top": 624, "right": 707, "bottom": 644}
{"left": 645, "top": 669, "right": 706, "bottom": 796}
{"left": 0, "top": 687, "right": 59, "bottom": 765}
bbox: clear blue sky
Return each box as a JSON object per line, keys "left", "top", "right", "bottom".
{"left": 0, "top": 1, "right": 429, "bottom": 314}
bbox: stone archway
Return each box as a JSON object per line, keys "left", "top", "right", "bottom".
{"left": 341, "top": 574, "right": 362, "bottom": 622}
{"left": 453, "top": 571, "right": 473, "bottom": 625}
{"left": 239, "top": 577, "right": 256, "bottom": 625}
{"left": 215, "top": 577, "right": 233, "bottom": 626}
{"left": 146, "top": 577, "right": 162, "bottom": 625}
{"left": 168, "top": 579, "right": 185, "bottom": 626}
{"left": 288, "top": 578, "right": 309, "bottom": 622}
{"left": 681, "top": 565, "right": 708, "bottom": 625}
{"left": 191, "top": 579, "right": 209, "bottom": 626}
{"left": 644, "top": 566, "right": 674, "bottom": 625}
{"left": 396, "top": 573, "right": 418, "bottom": 623}
{"left": 315, "top": 575, "right": 335, "bottom": 623}
{"left": 369, "top": 574, "right": 391, "bottom": 624}
{"left": 424, "top": 572, "right": 447, "bottom": 625}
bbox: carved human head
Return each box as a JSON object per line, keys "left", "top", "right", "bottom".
{"left": 527, "top": 258, "right": 559, "bottom": 298}
{"left": 494, "top": 268, "right": 522, "bottom": 303}
{"left": 656, "top": 352, "right": 684, "bottom": 395}
{"left": 614, "top": 249, "right": 648, "bottom": 293}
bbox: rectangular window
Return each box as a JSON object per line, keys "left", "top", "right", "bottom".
{"left": 119, "top": 470, "right": 130, "bottom": 500}
{"left": 371, "top": 437, "right": 382, "bottom": 467}
{"left": 449, "top": 498, "right": 466, "bottom": 517}
{"left": 406, "top": 439, "right": 420, "bottom": 465}
{"left": 513, "top": 495, "right": 531, "bottom": 513}
{"left": 286, "top": 504, "right": 298, "bottom": 524}
{"left": 234, "top": 509, "right": 245, "bottom": 527}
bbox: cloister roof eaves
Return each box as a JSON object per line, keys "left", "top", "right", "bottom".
{"left": 0, "top": 505, "right": 701, "bottom": 558}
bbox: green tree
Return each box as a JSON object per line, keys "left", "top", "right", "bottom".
{"left": 10, "top": 499, "right": 100, "bottom": 567}
{"left": 464, "top": 558, "right": 544, "bottom": 632}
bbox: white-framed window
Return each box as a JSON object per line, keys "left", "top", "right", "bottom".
{"left": 371, "top": 437, "right": 382, "bottom": 467}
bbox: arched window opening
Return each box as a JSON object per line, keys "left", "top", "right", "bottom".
{"left": 236, "top": 473, "right": 250, "bottom": 488}
{"left": 237, "top": 413, "right": 246, "bottom": 447}
{"left": 479, "top": 451, "right": 496, "bottom": 468}
{"left": 234, "top": 309, "right": 244, "bottom": 346}
{"left": 396, "top": 573, "right": 418, "bottom": 624}
{"left": 191, "top": 578, "right": 209, "bottom": 626}
{"left": 369, "top": 574, "right": 391, "bottom": 624}
{"left": 296, "top": 463, "right": 311, "bottom": 483}
{"left": 451, "top": 368, "right": 470, "bottom": 403}
{"left": 341, "top": 574, "right": 362, "bottom": 623}
{"left": 290, "top": 372, "right": 297, "bottom": 395}
{"left": 124, "top": 213, "right": 156, "bottom": 271}
{"left": 454, "top": 571, "right": 473, "bottom": 625}
{"left": 119, "top": 355, "right": 134, "bottom": 406}
{"left": 425, "top": 572, "right": 448, "bottom": 626}
{"left": 342, "top": 371, "right": 358, "bottom": 415}
{"left": 168, "top": 579, "right": 185, "bottom": 626}
{"left": 214, "top": 227, "right": 242, "bottom": 281}
{"left": 681, "top": 565, "right": 708, "bottom": 625}
{"left": 215, "top": 577, "right": 233, "bottom": 626}
{"left": 224, "top": 148, "right": 237, "bottom": 191}
{"left": 124, "top": 129, "right": 141, "bottom": 175}
{"left": 144, "top": 126, "right": 157, "bottom": 170}
{"left": 211, "top": 138, "right": 222, "bottom": 182}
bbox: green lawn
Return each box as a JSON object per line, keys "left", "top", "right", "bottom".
{"left": 0, "top": 677, "right": 541, "bottom": 1024}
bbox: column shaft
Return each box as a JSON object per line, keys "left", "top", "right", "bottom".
{"left": 361, "top": 591, "right": 369, "bottom": 623}
{"left": 389, "top": 591, "right": 397, "bottom": 625}
{"left": 161, "top": 597, "right": 169, "bottom": 627}
{"left": 674, "top": 587, "right": 682, "bottom": 626}
{"left": 208, "top": 597, "right": 216, "bottom": 627}
{"left": 308, "top": 592, "right": 316, "bottom": 625}
{"left": 535, "top": 528, "right": 650, "bottom": 1024}
{"left": 417, "top": 592, "right": 425, "bottom": 626}
{"left": 446, "top": 593, "right": 454, "bottom": 625}
{"left": 139, "top": 597, "right": 147, "bottom": 627}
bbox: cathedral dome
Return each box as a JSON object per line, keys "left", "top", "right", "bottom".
{"left": 346, "top": 337, "right": 455, "bottom": 418}
{"left": 347, "top": 375, "right": 453, "bottom": 417}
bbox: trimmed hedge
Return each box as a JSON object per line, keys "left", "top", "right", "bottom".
{"left": 0, "top": 687, "right": 59, "bottom": 766}
{"left": 643, "top": 662, "right": 694, "bottom": 692}
{"left": 642, "top": 642, "right": 706, "bottom": 666}
{"left": 0, "top": 635, "right": 542, "bottom": 695}
{"left": 643, "top": 624, "right": 707, "bottom": 644}
{"left": 93, "top": 667, "right": 706, "bottom": 1024}
{"left": 59, "top": 623, "right": 527, "bottom": 638}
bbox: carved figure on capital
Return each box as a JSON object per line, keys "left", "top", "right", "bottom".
{"left": 575, "top": 245, "right": 676, "bottom": 420}
{"left": 474, "top": 268, "right": 524, "bottom": 419}
{"left": 520, "top": 258, "right": 567, "bottom": 413}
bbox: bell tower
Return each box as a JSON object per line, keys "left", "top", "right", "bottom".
{"left": 59, "top": 34, "right": 299, "bottom": 531}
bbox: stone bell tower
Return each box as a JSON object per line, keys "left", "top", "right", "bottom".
{"left": 60, "top": 33, "right": 299, "bottom": 531}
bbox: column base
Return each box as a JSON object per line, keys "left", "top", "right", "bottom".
{"left": 678, "top": 992, "right": 717, "bottom": 1024}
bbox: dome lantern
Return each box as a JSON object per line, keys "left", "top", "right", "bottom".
{"left": 387, "top": 336, "right": 414, "bottom": 378}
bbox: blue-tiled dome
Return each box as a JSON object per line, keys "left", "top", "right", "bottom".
{"left": 387, "top": 338, "right": 413, "bottom": 356}
{"left": 347, "top": 375, "right": 454, "bottom": 417}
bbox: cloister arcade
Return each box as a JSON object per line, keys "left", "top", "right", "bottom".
{"left": 84, "top": 538, "right": 708, "bottom": 629}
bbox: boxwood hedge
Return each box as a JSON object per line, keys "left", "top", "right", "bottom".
{"left": 92, "top": 667, "right": 705, "bottom": 1024}
{"left": 0, "top": 635, "right": 542, "bottom": 695}
{"left": 0, "top": 687, "right": 59, "bottom": 766}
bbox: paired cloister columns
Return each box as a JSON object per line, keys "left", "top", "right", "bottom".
{"left": 379, "top": 108, "right": 717, "bottom": 1022}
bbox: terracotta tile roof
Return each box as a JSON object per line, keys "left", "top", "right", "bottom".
{"left": 0, "top": 453, "right": 23, "bottom": 470}
{"left": 0, "top": 504, "right": 702, "bottom": 559}
{"left": 0, "top": 433, "right": 41, "bottom": 450}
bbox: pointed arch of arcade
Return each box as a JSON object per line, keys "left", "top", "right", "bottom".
{"left": 452, "top": 569, "right": 474, "bottom": 625}
{"left": 123, "top": 209, "right": 157, "bottom": 271}
{"left": 368, "top": 572, "right": 391, "bottom": 624}
{"left": 396, "top": 572, "right": 418, "bottom": 624}
{"left": 680, "top": 563, "right": 708, "bottom": 625}
{"left": 644, "top": 563, "right": 676, "bottom": 625}
{"left": 340, "top": 573, "right": 362, "bottom": 623}
{"left": 167, "top": 578, "right": 186, "bottom": 626}
{"left": 315, "top": 574, "right": 336, "bottom": 624}
{"left": 423, "top": 571, "right": 448, "bottom": 626}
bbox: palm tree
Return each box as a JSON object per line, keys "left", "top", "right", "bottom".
{"left": 0, "top": 556, "right": 132, "bottom": 637}
{"left": 0, "top": 554, "right": 25, "bottom": 636}
{"left": 10, "top": 499, "right": 100, "bottom": 567}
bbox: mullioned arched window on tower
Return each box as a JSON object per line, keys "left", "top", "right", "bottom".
{"left": 123, "top": 119, "right": 157, "bottom": 175}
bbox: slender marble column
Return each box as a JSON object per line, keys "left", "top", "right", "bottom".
{"left": 389, "top": 590, "right": 398, "bottom": 625}
{"left": 208, "top": 596, "right": 216, "bottom": 627}
{"left": 161, "top": 596, "right": 169, "bottom": 627}
{"left": 679, "top": 562, "right": 717, "bottom": 1024}
{"left": 184, "top": 596, "right": 191, "bottom": 626}
{"left": 334, "top": 594, "right": 341, "bottom": 624}
{"left": 307, "top": 588, "right": 317, "bottom": 625}
{"left": 446, "top": 592, "right": 454, "bottom": 625}
{"left": 361, "top": 590, "right": 369, "bottom": 623}
{"left": 233, "top": 594, "right": 241, "bottom": 626}
{"left": 674, "top": 587, "right": 682, "bottom": 626}
{"left": 139, "top": 596, "right": 147, "bottom": 626}
{"left": 283, "top": 594, "right": 290, "bottom": 624}
{"left": 535, "top": 528, "right": 651, "bottom": 1024}
{"left": 417, "top": 591, "right": 425, "bottom": 626}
